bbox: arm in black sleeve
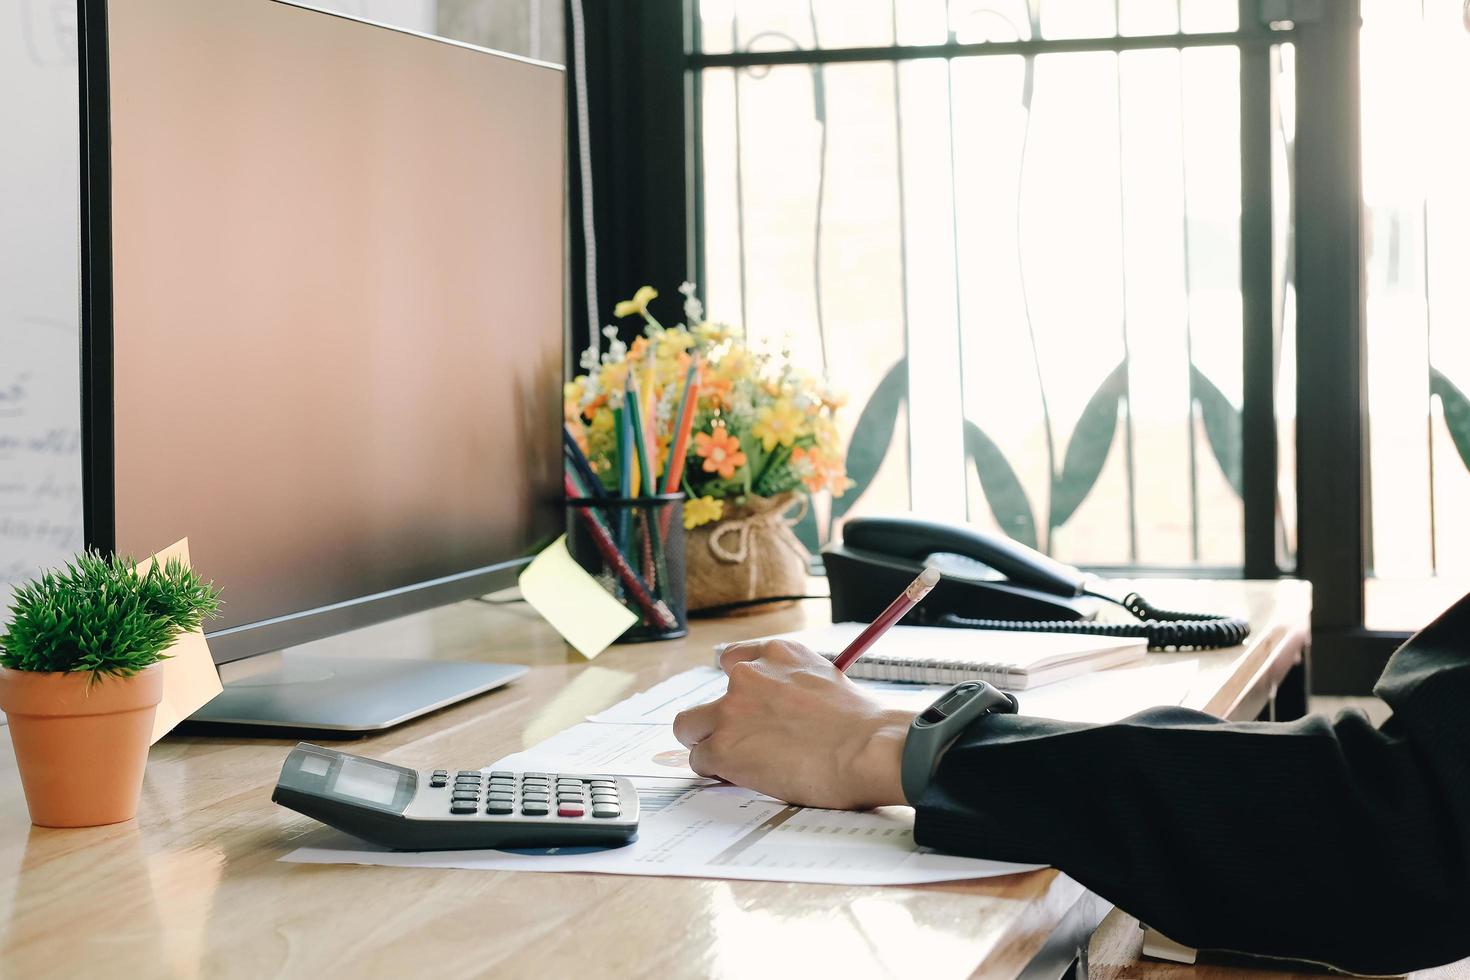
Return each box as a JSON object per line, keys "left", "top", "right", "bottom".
{"left": 911, "top": 595, "right": 1470, "bottom": 976}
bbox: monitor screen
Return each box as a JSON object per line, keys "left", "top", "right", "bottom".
{"left": 94, "top": 0, "right": 565, "bottom": 662}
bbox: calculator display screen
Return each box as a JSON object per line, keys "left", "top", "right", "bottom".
{"left": 331, "top": 757, "right": 406, "bottom": 806}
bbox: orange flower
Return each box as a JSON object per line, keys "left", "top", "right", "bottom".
{"left": 693, "top": 425, "right": 747, "bottom": 480}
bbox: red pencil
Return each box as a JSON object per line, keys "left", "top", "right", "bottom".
{"left": 831, "top": 567, "right": 942, "bottom": 673}
{"left": 563, "top": 474, "right": 679, "bottom": 631}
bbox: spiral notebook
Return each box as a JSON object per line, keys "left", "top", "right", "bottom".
{"left": 737, "top": 624, "right": 1148, "bottom": 691}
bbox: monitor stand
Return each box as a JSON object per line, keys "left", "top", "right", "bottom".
{"left": 180, "top": 652, "right": 526, "bottom": 737}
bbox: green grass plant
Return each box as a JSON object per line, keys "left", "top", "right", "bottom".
{"left": 0, "top": 552, "right": 222, "bottom": 679}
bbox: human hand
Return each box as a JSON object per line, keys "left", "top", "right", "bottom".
{"left": 671, "top": 638, "right": 914, "bottom": 810}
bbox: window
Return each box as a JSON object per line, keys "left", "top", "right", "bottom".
{"left": 1360, "top": 0, "right": 1470, "bottom": 629}
{"left": 691, "top": 0, "right": 1295, "bottom": 572}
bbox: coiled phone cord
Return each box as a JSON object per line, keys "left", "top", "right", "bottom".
{"left": 935, "top": 591, "right": 1251, "bottom": 652}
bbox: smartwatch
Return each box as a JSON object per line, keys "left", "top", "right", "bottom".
{"left": 900, "top": 681, "right": 1018, "bottom": 804}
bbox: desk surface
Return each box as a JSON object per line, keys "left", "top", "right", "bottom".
{"left": 0, "top": 579, "right": 1308, "bottom": 979}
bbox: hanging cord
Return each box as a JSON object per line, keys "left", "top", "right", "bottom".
{"left": 935, "top": 590, "right": 1250, "bottom": 651}
{"left": 568, "top": 0, "right": 600, "bottom": 354}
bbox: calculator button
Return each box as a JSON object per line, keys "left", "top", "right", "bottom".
{"left": 592, "top": 804, "right": 621, "bottom": 818}
{"left": 557, "top": 803, "right": 585, "bottom": 818}
{"left": 521, "top": 802, "right": 549, "bottom": 816}
{"left": 429, "top": 779, "right": 447, "bottom": 788}
{"left": 486, "top": 794, "right": 515, "bottom": 806}
{"left": 452, "top": 794, "right": 480, "bottom": 804}
{"left": 591, "top": 793, "right": 618, "bottom": 805}
{"left": 491, "top": 770, "right": 513, "bottom": 779}
{"left": 485, "top": 801, "right": 514, "bottom": 814}
{"left": 450, "top": 803, "right": 477, "bottom": 814}
{"left": 590, "top": 779, "right": 616, "bottom": 787}
{"left": 524, "top": 772, "right": 548, "bottom": 780}
{"left": 490, "top": 776, "right": 515, "bottom": 785}
{"left": 457, "top": 770, "right": 483, "bottom": 778}
{"left": 521, "top": 777, "right": 548, "bottom": 787}
{"left": 432, "top": 769, "right": 449, "bottom": 777}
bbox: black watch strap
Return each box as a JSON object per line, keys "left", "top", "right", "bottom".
{"left": 900, "top": 681, "right": 1018, "bottom": 804}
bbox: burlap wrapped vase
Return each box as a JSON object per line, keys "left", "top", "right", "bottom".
{"left": 685, "top": 492, "right": 812, "bottom": 613}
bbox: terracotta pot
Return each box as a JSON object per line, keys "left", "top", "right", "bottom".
{"left": 0, "top": 666, "right": 162, "bottom": 827}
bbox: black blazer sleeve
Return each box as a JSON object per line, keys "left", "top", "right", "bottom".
{"left": 911, "top": 594, "right": 1470, "bottom": 976}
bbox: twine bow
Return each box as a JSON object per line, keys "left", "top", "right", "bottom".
{"left": 703, "top": 496, "right": 810, "bottom": 603}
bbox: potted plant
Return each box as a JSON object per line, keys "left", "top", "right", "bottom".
{"left": 565, "top": 283, "right": 852, "bottom": 612}
{"left": 0, "top": 552, "right": 221, "bottom": 827}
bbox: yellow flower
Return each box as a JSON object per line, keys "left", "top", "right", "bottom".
{"left": 598, "top": 361, "right": 629, "bottom": 399}
{"left": 614, "top": 285, "right": 658, "bottom": 318}
{"left": 751, "top": 399, "right": 806, "bottom": 453}
{"left": 590, "top": 406, "right": 615, "bottom": 433}
{"left": 684, "top": 495, "right": 724, "bottom": 530}
{"left": 695, "top": 322, "right": 729, "bottom": 344}
{"left": 656, "top": 330, "right": 694, "bottom": 361}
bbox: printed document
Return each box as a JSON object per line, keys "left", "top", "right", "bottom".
{"left": 284, "top": 776, "right": 1039, "bottom": 885}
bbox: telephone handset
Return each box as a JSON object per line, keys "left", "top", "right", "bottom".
{"left": 822, "top": 516, "right": 1249, "bottom": 651}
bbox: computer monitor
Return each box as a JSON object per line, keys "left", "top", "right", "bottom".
{"left": 78, "top": 0, "right": 565, "bottom": 732}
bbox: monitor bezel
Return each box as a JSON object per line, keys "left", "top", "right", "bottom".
{"left": 77, "top": 0, "right": 565, "bottom": 665}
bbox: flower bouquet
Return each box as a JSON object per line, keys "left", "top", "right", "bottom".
{"left": 565, "top": 284, "right": 850, "bottom": 611}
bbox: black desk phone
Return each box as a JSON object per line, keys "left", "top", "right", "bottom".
{"left": 823, "top": 516, "right": 1249, "bottom": 651}
{"left": 273, "top": 744, "right": 639, "bottom": 851}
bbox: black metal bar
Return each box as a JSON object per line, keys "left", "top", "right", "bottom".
{"left": 685, "top": 0, "right": 705, "bottom": 300}
{"left": 77, "top": 0, "right": 115, "bottom": 554}
{"left": 1294, "top": 1, "right": 1367, "bottom": 651}
{"left": 688, "top": 29, "right": 1292, "bottom": 69}
{"left": 1239, "top": 0, "right": 1279, "bottom": 579}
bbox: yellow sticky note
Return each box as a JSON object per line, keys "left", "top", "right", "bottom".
{"left": 519, "top": 535, "right": 638, "bottom": 659}
{"left": 137, "top": 539, "right": 224, "bottom": 743}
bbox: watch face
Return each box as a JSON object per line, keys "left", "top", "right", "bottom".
{"left": 920, "top": 683, "right": 981, "bottom": 723}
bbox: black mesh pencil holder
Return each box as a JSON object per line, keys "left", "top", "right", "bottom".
{"left": 566, "top": 493, "right": 687, "bottom": 642}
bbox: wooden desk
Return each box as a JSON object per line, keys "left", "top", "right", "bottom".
{"left": 0, "top": 580, "right": 1309, "bottom": 979}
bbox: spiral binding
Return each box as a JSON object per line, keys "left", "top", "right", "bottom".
{"left": 934, "top": 591, "right": 1251, "bottom": 652}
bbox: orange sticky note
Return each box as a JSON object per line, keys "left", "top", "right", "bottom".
{"left": 137, "top": 539, "right": 223, "bottom": 743}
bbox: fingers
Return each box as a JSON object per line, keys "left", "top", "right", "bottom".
{"left": 717, "top": 637, "right": 817, "bottom": 674}
{"left": 687, "top": 738, "right": 720, "bottom": 780}
{"left": 716, "top": 640, "right": 767, "bottom": 673}
{"left": 672, "top": 700, "right": 718, "bottom": 748}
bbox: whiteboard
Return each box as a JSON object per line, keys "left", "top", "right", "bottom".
{"left": 1, "top": 0, "right": 84, "bottom": 613}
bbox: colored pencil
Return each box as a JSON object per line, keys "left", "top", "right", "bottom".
{"left": 563, "top": 425, "right": 606, "bottom": 497}
{"left": 662, "top": 359, "right": 699, "bottom": 495}
{"left": 623, "top": 373, "right": 669, "bottom": 589}
{"left": 659, "top": 360, "right": 700, "bottom": 537}
{"left": 625, "top": 373, "right": 656, "bottom": 502}
{"left": 615, "top": 402, "right": 633, "bottom": 548}
{"left": 831, "top": 567, "right": 943, "bottom": 673}
{"left": 564, "top": 473, "right": 678, "bottom": 630}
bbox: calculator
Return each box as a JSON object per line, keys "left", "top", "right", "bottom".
{"left": 272, "top": 743, "right": 640, "bottom": 851}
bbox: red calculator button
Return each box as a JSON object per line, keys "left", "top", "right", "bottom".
{"left": 557, "top": 803, "right": 585, "bottom": 818}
